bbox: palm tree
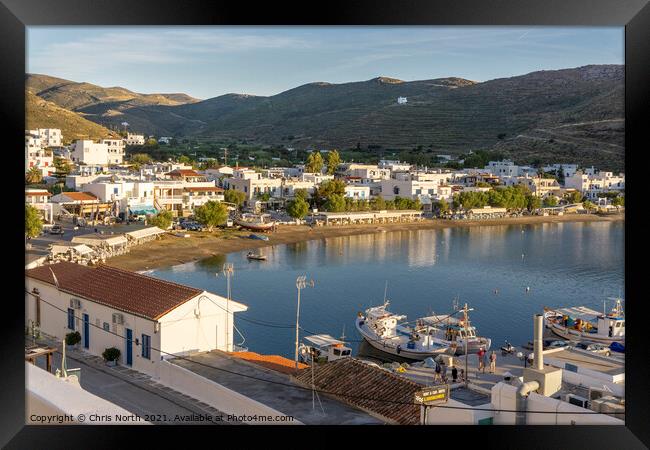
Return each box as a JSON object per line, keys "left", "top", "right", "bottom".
{"left": 25, "top": 167, "right": 43, "bottom": 185}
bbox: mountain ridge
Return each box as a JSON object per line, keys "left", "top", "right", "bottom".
{"left": 26, "top": 65, "right": 624, "bottom": 170}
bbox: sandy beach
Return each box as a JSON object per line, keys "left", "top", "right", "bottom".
{"left": 106, "top": 213, "right": 624, "bottom": 272}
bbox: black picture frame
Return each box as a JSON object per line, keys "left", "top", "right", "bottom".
{"left": 3, "top": 0, "right": 648, "bottom": 447}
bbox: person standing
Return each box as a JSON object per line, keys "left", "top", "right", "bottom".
{"left": 477, "top": 347, "right": 486, "bottom": 373}
{"left": 434, "top": 362, "right": 442, "bottom": 383}
{"left": 452, "top": 366, "right": 458, "bottom": 383}
{"left": 489, "top": 351, "right": 497, "bottom": 374}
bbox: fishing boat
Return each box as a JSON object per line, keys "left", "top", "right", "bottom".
{"left": 417, "top": 309, "right": 492, "bottom": 355}
{"left": 543, "top": 298, "right": 625, "bottom": 344}
{"left": 235, "top": 213, "right": 275, "bottom": 231}
{"left": 355, "top": 301, "right": 452, "bottom": 361}
{"left": 298, "top": 334, "right": 352, "bottom": 364}
{"left": 246, "top": 251, "right": 267, "bottom": 261}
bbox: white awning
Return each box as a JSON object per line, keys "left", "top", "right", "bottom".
{"left": 125, "top": 227, "right": 166, "bottom": 240}
{"left": 552, "top": 306, "right": 602, "bottom": 322}
{"left": 304, "top": 334, "right": 345, "bottom": 348}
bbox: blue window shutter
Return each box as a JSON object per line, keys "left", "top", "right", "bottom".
{"left": 67, "top": 308, "right": 75, "bottom": 330}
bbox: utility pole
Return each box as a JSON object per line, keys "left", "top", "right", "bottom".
{"left": 223, "top": 263, "right": 234, "bottom": 352}
{"left": 294, "top": 275, "right": 315, "bottom": 371}
{"left": 464, "top": 303, "right": 469, "bottom": 387}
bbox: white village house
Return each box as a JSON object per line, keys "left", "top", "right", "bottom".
{"left": 26, "top": 262, "right": 248, "bottom": 376}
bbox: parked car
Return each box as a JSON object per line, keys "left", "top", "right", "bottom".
{"left": 574, "top": 342, "right": 611, "bottom": 356}
{"left": 49, "top": 225, "right": 64, "bottom": 235}
{"left": 544, "top": 339, "right": 570, "bottom": 349}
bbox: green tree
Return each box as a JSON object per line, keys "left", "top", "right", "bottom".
{"left": 435, "top": 199, "right": 449, "bottom": 215}
{"left": 543, "top": 196, "right": 558, "bottom": 207}
{"left": 224, "top": 189, "right": 246, "bottom": 207}
{"left": 312, "top": 179, "right": 345, "bottom": 208}
{"left": 306, "top": 151, "right": 324, "bottom": 174}
{"left": 326, "top": 150, "right": 341, "bottom": 175}
{"left": 556, "top": 166, "right": 566, "bottom": 185}
{"left": 257, "top": 192, "right": 271, "bottom": 202}
{"left": 611, "top": 196, "right": 624, "bottom": 207}
{"left": 526, "top": 195, "right": 541, "bottom": 211}
{"left": 583, "top": 200, "right": 596, "bottom": 213}
{"left": 294, "top": 189, "right": 309, "bottom": 202}
{"left": 149, "top": 209, "right": 173, "bottom": 230}
{"left": 25, "top": 205, "right": 43, "bottom": 239}
{"left": 53, "top": 157, "right": 71, "bottom": 179}
{"left": 25, "top": 167, "right": 43, "bottom": 185}
{"left": 324, "top": 194, "right": 346, "bottom": 212}
{"left": 178, "top": 155, "right": 192, "bottom": 165}
{"left": 287, "top": 197, "right": 310, "bottom": 219}
{"left": 565, "top": 190, "right": 583, "bottom": 204}
{"left": 371, "top": 196, "right": 387, "bottom": 211}
{"left": 194, "top": 201, "right": 228, "bottom": 231}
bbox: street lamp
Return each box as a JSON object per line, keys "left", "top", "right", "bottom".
{"left": 294, "top": 275, "right": 315, "bottom": 370}
{"left": 222, "top": 263, "right": 234, "bottom": 352}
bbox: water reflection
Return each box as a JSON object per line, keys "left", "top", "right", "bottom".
{"left": 151, "top": 221, "right": 624, "bottom": 358}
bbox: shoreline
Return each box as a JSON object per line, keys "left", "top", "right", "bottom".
{"left": 107, "top": 213, "right": 624, "bottom": 272}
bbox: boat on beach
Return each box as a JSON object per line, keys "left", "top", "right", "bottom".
{"left": 355, "top": 301, "right": 452, "bottom": 361}
{"left": 543, "top": 298, "right": 625, "bottom": 344}
{"left": 235, "top": 213, "right": 276, "bottom": 231}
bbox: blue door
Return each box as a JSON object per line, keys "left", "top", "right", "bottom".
{"left": 82, "top": 314, "right": 89, "bottom": 349}
{"left": 126, "top": 328, "right": 133, "bottom": 366}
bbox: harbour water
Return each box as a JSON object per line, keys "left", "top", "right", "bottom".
{"left": 149, "top": 221, "right": 624, "bottom": 359}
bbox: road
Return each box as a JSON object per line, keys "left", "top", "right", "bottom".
{"left": 31, "top": 348, "right": 224, "bottom": 425}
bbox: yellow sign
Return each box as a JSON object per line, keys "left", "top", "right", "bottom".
{"left": 414, "top": 385, "right": 449, "bottom": 405}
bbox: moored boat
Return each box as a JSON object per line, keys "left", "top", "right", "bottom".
{"left": 246, "top": 251, "right": 267, "bottom": 261}
{"left": 298, "top": 334, "right": 352, "bottom": 364}
{"left": 355, "top": 301, "right": 452, "bottom": 361}
{"left": 543, "top": 298, "right": 625, "bottom": 344}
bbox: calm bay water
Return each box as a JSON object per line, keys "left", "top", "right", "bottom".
{"left": 149, "top": 221, "right": 624, "bottom": 359}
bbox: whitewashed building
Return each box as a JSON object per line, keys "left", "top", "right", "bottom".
{"left": 125, "top": 133, "right": 145, "bottom": 146}
{"left": 565, "top": 170, "right": 625, "bottom": 200}
{"left": 26, "top": 189, "right": 54, "bottom": 223}
{"left": 71, "top": 140, "right": 124, "bottom": 166}
{"left": 25, "top": 262, "right": 248, "bottom": 376}
{"left": 28, "top": 128, "right": 62, "bottom": 148}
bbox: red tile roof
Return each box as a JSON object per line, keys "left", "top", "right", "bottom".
{"left": 166, "top": 169, "right": 200, "bottom": 177}
{"left": 293, "top": 358, "right": 422, "bottom": 424}
{"left": 229, "top": 351, "right": 307, "bottom": 374}
{"left": 25, "top": 262, "right": 202, "bottom": 320}
{"left": 184, "top": 187, "right": 225, "bottom": 192}
{"left": 57, "top": 191, "right": 98, "bottom": 202}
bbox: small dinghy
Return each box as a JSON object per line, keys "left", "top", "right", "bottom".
{"left": 246, "top": 251, "right": 267, "bottom": 261}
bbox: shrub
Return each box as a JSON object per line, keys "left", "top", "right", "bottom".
{"left": 65, "top": 331, "right": 81, "bottom": 346}
{"left": 102, "top": 347, "right": 121, "bottom": 362}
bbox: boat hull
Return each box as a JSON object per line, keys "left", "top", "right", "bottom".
{"left": 235, "top": 219, "right": 275, "bottom": 231}
{"left": 355, "top": 318, "right": 450, "bottom": 361}
{"left": 546, "top": 322, "right": 624, "bottom": 344}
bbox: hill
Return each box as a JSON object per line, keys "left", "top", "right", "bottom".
{"left": 26, "top": 66, "right": 624, "bottom": 170}
{"left": 25, "top": 91, "right": 119, "bottom": 143}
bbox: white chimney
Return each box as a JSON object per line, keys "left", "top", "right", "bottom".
{"left": 534, "top": 314, "right": 543, "bottom": 370}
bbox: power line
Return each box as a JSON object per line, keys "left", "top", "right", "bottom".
{"left": 25, "top": 291, "right": 624, "bottom": 416}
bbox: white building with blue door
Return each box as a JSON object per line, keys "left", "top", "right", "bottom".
{"left": 25, "top": 262, "right": 247, "bottom": 376}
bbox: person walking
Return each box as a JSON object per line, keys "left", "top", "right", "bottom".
{"left": 459, "top": 369, "right": 465, "bottom": 383}
{"left": 434, "top": 362, "right": 442, "bottom": 383}
{"left": 489, "top": 351, "right": 497, "bottom": 374}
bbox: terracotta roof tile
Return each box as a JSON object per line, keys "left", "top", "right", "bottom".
{"left": 58, "top": 191, "right": 98, "bottom": 202}
{"left": 294, "top": 358, "right": 422, "bottom": 424}
{"left": 25, "top": 262, "right": 202, "bottom": 320}
{"left": 229, "top": 351, "right": 307, "bottom": 374}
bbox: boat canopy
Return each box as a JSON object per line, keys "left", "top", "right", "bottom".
{"left": 304, "top": 334, "right": 345, "bottom": 348}
{"left": 552, "top": 306, "right": 602, "bottom": 323}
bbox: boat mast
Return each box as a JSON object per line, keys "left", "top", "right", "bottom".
{"left": 464, "top": 303, "right": 469, "bottom": 387}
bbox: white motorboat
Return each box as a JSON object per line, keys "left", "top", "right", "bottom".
{"left": 298, "top": 334, "right": 352, "bottom": 364}
{"left": 543, "top": 298, "right": 625, "bottom": 344}
{"left": 418, "top": 310, "right": 492, "bottom": 355}
{"left": 355, "top": 301, "right": 452, "bottom": 361}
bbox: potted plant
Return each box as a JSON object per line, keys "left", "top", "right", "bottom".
{"left": 102, "top": 347, "right": 121, "bottom": 367}
{"left": 65, "top": 331, "right": 81, "bottom": 349}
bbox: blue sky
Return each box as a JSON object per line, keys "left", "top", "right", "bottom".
{"left": 27, "top": 26, "right": 623, "bottom": 100}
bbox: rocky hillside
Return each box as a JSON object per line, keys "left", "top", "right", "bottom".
{"left": 26, "top": 65, "right": 624, "bottom": 169}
